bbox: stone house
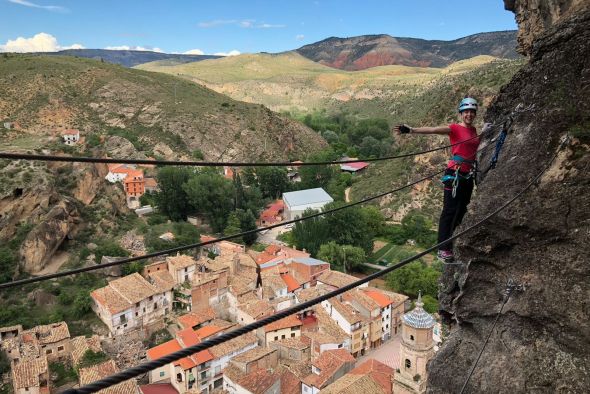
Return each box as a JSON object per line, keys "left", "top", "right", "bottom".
{"left": 301, "top": 349, "right": 356, "bottom": 394}
{"left": 11, "top": 356, "right": 50, "bottom": 394}
{"left": 258, "top": 315, "right": 303, "bottom": 347}
{"left": 321, "top": 298, "right": 370, "bottom": 358}
{"left": 62, "top": 129, "right": 80, "bottom": 145}
{"left": 91, "top": 273, "right": 173, "bottom": 335}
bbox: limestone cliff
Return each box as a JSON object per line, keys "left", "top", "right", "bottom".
{"left": 428, "top": 3, "right": 590, "bottom": 393}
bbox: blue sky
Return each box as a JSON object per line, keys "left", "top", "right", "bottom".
{"left": 0, "top": 0, "right": 517, "bottom": 55}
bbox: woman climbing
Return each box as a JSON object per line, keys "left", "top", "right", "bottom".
{"left": 394, "top": 97, "right": 481, "bottom": 262}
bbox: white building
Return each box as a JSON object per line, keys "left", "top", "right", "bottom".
{"left": 282, "top": 188, "right": 333, "bottom": 220}
{"left": 90, "top": 273, "right": 173, "bottom": 335}
{"left": 62, "top": 129, "right": 80, "bottom": 145}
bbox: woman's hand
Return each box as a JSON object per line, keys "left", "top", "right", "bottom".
{"left": 394, "top": 124, "right": 412, "bottom": 135}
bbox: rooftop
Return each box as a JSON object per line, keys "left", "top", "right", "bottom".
{"left": 328, "top": 298, "right": 365, "bottom": 324}
{"left": 70, "top": 335, "right": 102, "bottom": 367}
{"left": 194, "top": 325, "right": 225, "bottom": 340}
{"left": 148, "top": 270, "right": 175, "bottom": 292}
{"left": 140, "top": 383, "right": 179, "bottom": 394}
{"left": 291, "top": 257, "right": 330, "bottom": 267}
{"left": 23, "top": 321, "right": 70, "bottom": 345}
{"left": 272, "top": 337, "right": 309, "bottom": 350}
{"left": 321, "top": 374, "right": 384, "bottom": 394}
{"left": 264, "top": 315, "right": 302, "bottom": 333}
{"left": 79, "top": 360, "right": 139, "bottom": 394}
{"left": 350, "top": 359, "right": 394, "bottom": 394}
{"left": 232, "top": 346, "right": 276, "bottom": 364}
{"left": 209, "top": 332, "right": 257, "bottom": 358}
{"left": 281, "top": 273, "right": 301, "bottom": 292}
{"left": 11, "top": 356, "right": 47, "bottom": 389}
{"left": 303, "top": 331, "right": 340, "bottom": 345}
{"left": 363, "top": 289, "right": 395, "bottom": 308}
{"left": 177, "top": 308, "right": 216, "bottom": 330}
{"left": 402, "top": 293, "right": 436, "bottom": 329}
{"left": 166, "top": 254, "right": 197, "bottom": 271}
{"left": 62, "top": 129, "right": 79, "bottom": 135}
{"left": 236, "top": 368, "right": 280, "bottom": 394}
{"left": 91, "top": 273, "right": 161, "bottom": 314}
{"left": 305, "top": 349, "right": 355, "bottom": 389}
{"left": 283, "top": 188, "right": 333, "bottom": 208}
{"left": 317, "top": 270, "right": 359, "bottom": 289}
{"left": 239, "top": 299, "right": 274, "bottom": 320}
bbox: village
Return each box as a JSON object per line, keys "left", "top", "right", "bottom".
{"left": 0, "top": 128, "right": 439, "bottom": 394}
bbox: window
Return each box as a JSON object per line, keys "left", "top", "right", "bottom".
{"left": 291, "top": 333, "right": 296, "bottom": 338}
{"left": 405, "top": 359, "right": 411, "bottom": 369}
{"left": 149, "top": 296, "right": 153, "bottom": 301}
{"left": 410, "top": 335, "right": 414, "bottom": 341}
{"left": 135, "top": 302, "right": 140, "bottom": 307}
{"left": 160, "top": 371, "right": 165, "bottom": 377}
{"left": 58, "top": 346, "right": 64, "bottom": 352}
{"left": 185, "top": 267, "right": 188, "bottom": 272}
{"left": 338, "top": 344, "right": 342, "bottom": 348}
{"left": 282, "top": 335, "right": 286, "bottom": 339}
{"left": 154, "top": 303, "right": 158, "bottom": 309}
{"left": 274, "top": 336, "right": 279, "bottom": 341}
{"left": 46, "top": 349, "right": 52, "bottom": 354}
{"left": 136, "top": 312, "right": 139, "bottom": 316}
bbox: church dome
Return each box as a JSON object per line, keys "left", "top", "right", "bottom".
{"left": 402, "top": 292, "right": 436, "bottom": 329}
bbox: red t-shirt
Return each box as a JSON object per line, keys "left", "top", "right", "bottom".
{"left": 447, "top": 123, "right": 480, "bottom": 172}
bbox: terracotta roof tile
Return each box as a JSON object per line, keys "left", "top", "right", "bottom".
{"left": 11, "top": 356, "right": 48, "bottom": 389}
{"left": 321, "top": 374, "right": 385, "bottom": 394}
{"left": 239, "top": 300, "right": 274, "bottom": 320}
{"left": 363, "top": 289, "right": 394, "bottom": 308}
{"left": 350, "top": 359, "right": 394, "bottom": 394}
{"left": 209, "top": 332, "right": 257, "bottom": 359}
{"left": 317, "top": 270, "right": 359, "bottom": 288}
{"left": 22, "top": 321, "right": 70, "bottom": 345}
{"left": 146, "top": 339, "right": 182, "bottom": 361}
{"left": 71, "top": 335, "right": 102, "bottom": 366}
{"left": 79, "top": 360, "right": 139, "bottom": 394}
{"left": 281, "top": 273, "right": 301, "bottom": 292}
{"left": 91, "top": 273, "right": 161, "bottom": 314}
{"left": 166, "top": 254, "right": 197, "bottom": 271}
{"left": 304, "top": 349, "right": 354, "bottom": 389}
{"left": 148, "top": 270, "right": 175, "bottom": 292}
{"left": 194, "top": 325, "right": 224, "bottom": 340}
{"left": 236, "top": 369, "right": 280, "bottom": 394}
{"left": 272, "top": 337, "right": 309, "bottom": 350}
{"left": 177, "top": 308, "right": 216, "bottom": 330}
{"left": 264, "top": 315, "right": 302, "bottom": 333}
{"left": 232, "top": 346, "right": 276, "bottom": 364}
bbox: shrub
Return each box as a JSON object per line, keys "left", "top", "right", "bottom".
{"left": 78, "top": 350, "right": 109, "bottom": 369}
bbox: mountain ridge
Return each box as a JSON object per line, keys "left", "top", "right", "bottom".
{"left": 296, "top": 30, "right": 520, "bottom": 70}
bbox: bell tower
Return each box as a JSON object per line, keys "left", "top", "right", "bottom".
{"left": 393, "top": 292, "right": 435, "bottom": 394}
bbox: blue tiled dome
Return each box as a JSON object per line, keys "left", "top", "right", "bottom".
{"left": 402, "top": 292, "right": 435, "bottom": 329}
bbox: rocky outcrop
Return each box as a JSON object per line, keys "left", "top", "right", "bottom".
{"left": 19, "top": 197, "right": 80, "bottom": 274}
{"left": 428, "top": 7, "right": 590, "bottom": 394}
{"left": 504, "top": 0, "right": 590, "bottom": 55}
{"left": 73, "top": 162, "right": 107, "bottom": 205}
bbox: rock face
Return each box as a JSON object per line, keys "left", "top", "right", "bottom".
{"left": 428, "top": 6, "right": 590, "bottom": 394}
{"left": 19, "top": 198, "right": 80, "bottom": 274}
{"left": 504, "top": 0, "right": 590, "bottom": 55}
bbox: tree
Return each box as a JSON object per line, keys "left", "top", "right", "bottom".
{"left": 323, "top": 202, "right": 374, "bottom": 254}
{"left": 401, "top": 210, "right": 437, "bottom": 247}
{"left": 361, "top": 206, "right": 386, "bottom": 237}
{"left": 94, "top": 240, "right": 129, "bottom": 264}
{"left": 72, "top": 293, "right": 91, "bottom": 318}
{"left": 236, "top": 209, "right": 258, "bottom": 245}
{"left": 421, "top": 294, "right": 439, "bottom": 314}
{"left": 183, "top": 169, "right": 234, "bottom": 232}
{"left": 0, "top": 247, "right": 14, "bottom": 283}
{"left": 255, "top": 167, "right": 290, "bottom": 199}
{"left": 318, "top": 242, "right": 366, "bottom": 273}
{"left": 386, "top": 261, "right": 440, "bottom": 299}
{"left": 299, "top": 149, "right": 338, "bottom": 189}
{"left": 223, "top": 212, "right": 243, "bottom": 244}
{"left": 291, "top": 208, "right": 330, "bottom": 256}
{"left": 155, "top": 167, "right": 193, "bottom": 221}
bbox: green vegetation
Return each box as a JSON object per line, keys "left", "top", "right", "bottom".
{"left": 317, "top": 242, "right": 366, "bottom": 273}
{"left": 0, "top": 350, "right": 9, "bottom": 375}
{"left": 291, "top": 202, "right": 379, "bottom": 256}
{"left": 78, "top": 350, "right": 109, "bottom": 369}
{"left": 0, "top": 273, "right": 106, "bottom": 334}
{"left": 386, "top": 261, "right": 442, "bottom": 300}
{"left": 0, "top": 222, "right": 33, "bottom": 282}
{"left": 50, "top": 361, "right": 78, "bottom": 386}
{"left": 144, "top": 221, "right": 201, "bottom": 253}
{"left": 147, "top": 329, "right": 173, "bottom": 348}
{"left": 93, "top": 239, "right": 130, "bottom": 264}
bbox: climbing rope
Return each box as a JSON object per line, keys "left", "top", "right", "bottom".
{"left": 66, "top": 135, "right": 569, "bottom": 394}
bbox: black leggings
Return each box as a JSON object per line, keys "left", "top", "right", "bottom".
{"left": 438, "top": 169, "right": 474, "bottom": 252}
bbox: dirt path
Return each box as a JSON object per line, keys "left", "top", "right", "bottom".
{"left": 345, "top": 187, "right": 351, "bottom": 202}
{"left": 34, "top": 251, "right": 70, "bottom": 276}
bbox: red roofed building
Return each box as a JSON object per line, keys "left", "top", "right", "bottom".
{"left": 62, "top": 129, "right": 80, "bottom": 145}
{"left": 257, "top": 200, "right": 284, "bottom": 226}
{"left": 124, "top": 169, "right": 145, "bottom": 208}
{"left": 302, "top": 349, "right": 356, "bottom": 393}
{"left": 177, "top": 308, "right": 216, "bottom": 330}
{"left": 259, "top": 315, "right": 303, "bottom": 346}
{"left": 147, "top": 329, "right": 214, "bottom": 394}
{"left": 350, "top": 359, "right": 394, "bottom": 394}
{"left": 340, "top": 161, "right": 369, "bottom": 173}
{"left": 281, "top": 273, "right": 301, "bottom": 293}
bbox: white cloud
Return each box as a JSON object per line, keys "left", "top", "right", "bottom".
{"left": 183, "top": 49, "right": 204, "bottom": 55}
{"left": 295, "top": 34, "right": 305, "bottom": 41}
{"left": 8, "top": 0, "right": 68, "bottom": 13}
{"left": 199, "top": 19, "right": 285, "bottom": 29}
{"left": 0, "top": 32, "right": 84, "bottom": 52}
{"left": 198, "top": 19, "right": 237, "bottom": 28}
{"left": 213, "top": 50, "right": 241, "bottom": 57}
{"left": 104, "top": 45, "right": 163, "bottom": 52}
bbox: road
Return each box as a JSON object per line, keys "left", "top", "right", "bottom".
{"left": 363, "top": 262, "right": 387, "bottom": 271}
{"left": 257, "top": 224, "right": 291, "bottom": 245}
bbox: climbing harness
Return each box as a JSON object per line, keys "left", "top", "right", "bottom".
{"left": 441, "top": 155, "right": 478, "bottom": 198}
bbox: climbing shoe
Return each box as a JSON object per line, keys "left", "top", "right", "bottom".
{"left": 437, "top": 250, "right": 454, "bottom": 262}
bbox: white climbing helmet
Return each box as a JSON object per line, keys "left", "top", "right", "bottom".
{"left": 458, "top": 97, "right": 478, "bottom": 113}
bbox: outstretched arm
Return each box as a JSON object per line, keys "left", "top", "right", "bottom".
{"left": 393, "top": 124, "right": 451, "bottom": 135}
